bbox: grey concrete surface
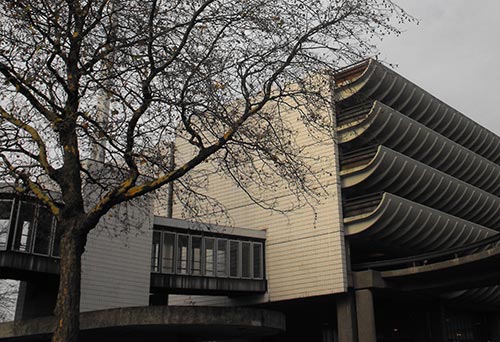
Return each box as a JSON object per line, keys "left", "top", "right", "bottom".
{"left": 0, "top": 305, "right": 285, "bottom": 341}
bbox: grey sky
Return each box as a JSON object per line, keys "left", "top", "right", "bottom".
{"left": 377, "top": 1, "right": 500, "bottom": 135}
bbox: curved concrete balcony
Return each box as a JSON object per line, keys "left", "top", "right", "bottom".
{"left": 444, "top": 286, "right": 500, "bottom": 309}
{"left": 0, "top": 306, "right": 285, "bottom": 341}
{"left": 334, "top": 59, "right": 500, "bottom": 164}
{"left": 341, "top": 146, "right": 500, "bottom": 230}
{"left": 344, "top": 192, "right": 498, "bottom": 255}
{"left": 338, "top": 101, "right": 500, "bottom": 196}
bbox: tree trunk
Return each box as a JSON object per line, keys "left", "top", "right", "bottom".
{"left": 52, "top": 217, "right": 85, "bottom": 342}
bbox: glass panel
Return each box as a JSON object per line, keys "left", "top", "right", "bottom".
{"left": 204, "top": 238, "right": 215, "bottom": 276}
{"left": 0, "top": 200, "right": 13, "bottom": 250}
{"left": 191, "top": 236, "right": 202, "bottom": 275}
{"left": 229, "top": 240, "right": 240, "bottom": 278}
{"left": 253, "top": 243, "right": 263, "bottom": 279}
{"left": 13, "top": 201, "right": 36, "bottom": 252}
{"left": 216, "top": 239, "right": 227, "bottom": 277}
{"left": 151, "top": 231, "right": 161, "bottom": 272}
{"left": 177, "top": 234, "right": 189, "bottom": 274}
{"left": 33, "top": 206, "right": 54, "bottom": 255}
{"left": 52, "top": 221, "right": 62, "bottom": 257}
{"left": 241, "top": 242, "right": 251, "bottom": 278}
{"left": 161, "top": 232, "right": 175, "bottom": 273}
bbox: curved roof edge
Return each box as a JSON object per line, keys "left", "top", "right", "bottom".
{"left": 338, "top": 101, "right": 500, "bottom": 196}
{"left": 345, "top": 192, "right": 497, "bottom": 253}
{"left": 334, "top": 59, "right": 500, "bottom": 165}
{"left": 443, "top": 286, "right": 500, "bottom": 310}
{"left": 342, "top": 146, "right": 500, "bottom": 229}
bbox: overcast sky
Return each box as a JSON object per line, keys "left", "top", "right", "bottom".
{"left": 376, "top": 1, "right": 500, "bottom": 135}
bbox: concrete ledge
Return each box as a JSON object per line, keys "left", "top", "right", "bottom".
{"left": 150, "top": 273, "right": 267, "bottom": 295}
{"left": 0, "top": 306, "right": 285, "bottom": 341}
{"left": 0, "top": 251, "right": 59, "bottom": 280}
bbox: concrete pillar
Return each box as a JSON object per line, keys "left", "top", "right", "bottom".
{"left": 355, "top": 289, "right": 376, "bottom": 342}
{"left": 322, "top": 325, "right": 336, "bottom": 342}
{"left": 488, "top": 313, "right": 500, "bottom": 342}
{"left": 336, "top": 292, "right": 357, "bottom": 342}
{"left": 427, "top": 304, "right": 447, "bottom": 342}
{"left": 15, "top": 277, "right": 58, "bottom": 320}
{"left": 149, "top": 293, "right": 169, "bottom": 306}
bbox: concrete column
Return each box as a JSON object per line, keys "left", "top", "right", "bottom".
{"left": 488, "top": 313, "right": 500, "bottom": 342}
{"left": 15, "top": 277, "right": 58, "bottom": 320}
{"left": 427, "top": 304, "right": 447, "bottom": 342}
{"left": 149, "top": 293, "right": 169, "bottom": 306}
{"left": 355, "top": 289, "right": 376, "bottom": 342}
{"left": 336, "top": 292, "right": 357, "bottom": 342}
{"left": 322, "top": 325, "right": 336, "bottom": 342}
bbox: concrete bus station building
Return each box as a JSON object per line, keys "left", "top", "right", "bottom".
{"left": 1, "top": 59, "right": 500, "bottom": 341}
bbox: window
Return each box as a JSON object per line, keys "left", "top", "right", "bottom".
{"left": 162, "top": 232, "right": 175, "bottom": 273}
{"left": 13, "top": 201, "right": 36, "bottom": 252}
{"left": 33, "top": 206, "right": 54, "bottom": 255}
{"left": 0, "top": 200, "right": 12, "bottom": 250}
{"left": 229, "top": 240, "right": 240, "bottom": 278}
{"left": 51, "top": 221, "right": 63, "bottom": 257}
{"left": 253, "top": 243, "right": 263, "bottom": 279}
{"left": 151, "top": 231, "right": 161, "bottom": 272}
{"left": 150, "top": 230, "right": 264, "bottom": 280}
{"left": 177, "top": 234, "right": 189, "bottom": 274}
{"left": 241, "top": 242, "right": 251, "bottom": 278}
{"left": 216, "top": 239, "right": 228, "bottom": 277}
{"left": 203, "top": 238, "right": 215, "bottom": 276}
{"left": 190, "top": 236, "right": 202, "bottom": 275}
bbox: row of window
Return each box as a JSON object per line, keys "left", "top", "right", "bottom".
{"left": 0, "top": 198, "right": 61, "bottom": 257}
{"left": 151, "top": 230, "right": 264, "bottom": 280}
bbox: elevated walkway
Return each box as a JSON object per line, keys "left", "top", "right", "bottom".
{"left": 150, "top": 217, "right": 267, "bottom": 295}
{"left": 0, "top": 196, "right": 267, "bottom": 296}
{"left": 0, "top": 194, "right": 60, "bottom": 280}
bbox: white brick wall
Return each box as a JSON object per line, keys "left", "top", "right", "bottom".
{"left": 172, "top": 93, "right": 348, "bottom": 304}
{"left": 80, "top": 196, "right": 153, "bottom": 312}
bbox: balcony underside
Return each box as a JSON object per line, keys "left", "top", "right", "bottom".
{"left": 344, "top": 192, "right": 498, "bottom": 256}
{"left": 338, "top": 101, "right": 500, "bottom": 196}
{"left": 341, "top": 146, "right": 500, "bottom": 229}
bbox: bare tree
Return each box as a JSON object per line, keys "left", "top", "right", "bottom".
{"left": 0, "top": 0, "right": 413, "bottom": 340}
{"left": 0, "top": 280, "right": 17, "bottom": 322}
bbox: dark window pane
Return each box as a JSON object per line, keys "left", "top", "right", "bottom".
{"left": 13, "top": 201, "right": 35, "bottom": 252}
{"left": 229, "top": 240, "right": 240, "bottom": 278}
{"left": 253, "top": 243, "right": 263, "bottom": 279}
{"left": 242, "top": 242, "right": 251, "bottom": 278}
{"left": 191, "top": 236, "right": 202, "bottom": 275}
{"left": 52, "top": 221, "right": 62, "bottom": 257}
{"left": 204, "top": 238, "right": 215, "bottom": 276}
{"left": 216, "top": 239, "right": 227, "bottom": 277}
{"left": 151, "top": 231, "right": 161, "bottom": 272}
{"left": 177, "top": 234, "right": 189, "bottom": 274}
{"left": 0, "top": 200, "right": 13, "bottom": 250}
{"left": 162, "top": 233, "right": 175, "bottom": 273}
{"left": 33, "top": 206, "right": 54, "bottom": 255}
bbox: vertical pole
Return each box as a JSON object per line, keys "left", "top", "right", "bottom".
{"left": 355, "top": 289, "right": 376, "bottom": 342}
{"left": 336, "top": 291, "right": 358, "bottom": 342}
{"left": 166, "top": 143, "right": 175, "bottom": 218}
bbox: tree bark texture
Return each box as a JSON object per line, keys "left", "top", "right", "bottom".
{"left": 52, "top": 217, "right": 85, "bottom": 342}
